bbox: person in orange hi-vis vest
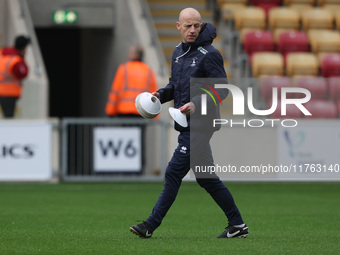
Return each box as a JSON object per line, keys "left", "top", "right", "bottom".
{"left": 105, "top": 45, "right": 158, "bottom": 118}
{"left": 0, "top": 35, "right": 30, "bottom": 118}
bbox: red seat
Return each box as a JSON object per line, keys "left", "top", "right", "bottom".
{"left": 249, "top": 0, "right": 282, "bottom": 4}
{"left": 328, "top": 76, "right": 340, "bottom": 101}
{"left": 257, "top": 4, "right": 280, "bottom": 18}
{"left": 321, "top": 53, "right": 340, "bottom": 77}
{"left": 270, "top": 100, "right": 303, "bottom": 118}
{"left": 260, "top": 76, "right": 292, "bottom": 102}
{"left": 304, "top": 100, "right": 337, "bottom": 118}
{"left": 277, "top": 31, "right": 309, "bottom": 61}
{"left": 294, "top": 77, "right": 328, "bottom": 100}
{"left": 243, "top": 30, "right": 275, "bottom": 60}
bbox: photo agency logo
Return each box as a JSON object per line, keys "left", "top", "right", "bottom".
{"left": 199, "top": 83, "right": 223, "bottom": 114}
{"left": 200, "top": 83, "right": 312, "bottom": 128}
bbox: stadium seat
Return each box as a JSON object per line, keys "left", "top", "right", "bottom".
{"left": 217, "top": 0, "right": 248, "bottom": 5}
{"left": 308, "top": 29, "right": 340, "bottom": 54}
{"left": 321, "top": 53, "right": 340, "bottom": 77}
{"left": 252, "top": 52, "right": 284, "bottom": 77}
{"left": 284, "top": 0, "right": 315, "bottom": 4}
{"left": 323, "top": 4, "right": 340, "bottom": 16}
{"left": 269, "top": 7, "right": 300, "bottom": 30}
{"left": 249, "top": 0, "right": 282, "bottom": 4}
{"left": 234, "top": 7, "right": 266, "bottom": 31}
{"left": 273, "top": 28, "right": 297, "bottom": 43}
{"left": 256, "top": 4, "right": 280, "bottom": 18}
{"left": 317, "top": 0, "right": 340, "bottom": 5}
{"left": 327, "top": 76, "right": 340, "bottom": 101}
{"left": 293, "top": 76, "right": 328, "bottom": 100}
{"left": 288, "top": 4, "right": 314, "bottom": 15}
{"left": 301, "top": 8, "right": 334, "bottom": 30}
{"left": 239, "top": 28, "right": 261, "bottom": 43}
{"left": 286, "top": 52, "right": 319, "bottom": 77}
{"left": 270, "top": 100, "right": 303, "bottom": 118}
{"left": 221, "top": 3, "right": 247, "bottom": 21}
{"left": 277, "top": 31, "right": 309, "bottom": 60}
{"left": 259, "top": 76, "right": 293, "bottom": 102}
{"left": 304, "top": 100, "right": 338, "bottom": 118}
{"left": 243, "top": 30, "right": 275, "bottom": 59}
{"left": 248, "top": 0, "right": 282, "bottom": 17}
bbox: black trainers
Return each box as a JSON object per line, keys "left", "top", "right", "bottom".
{"left": 130, "top": 221, "right": 153, "bottom": 238}
{"left": 216, "top": 224, "right": 248, "bottom": 238}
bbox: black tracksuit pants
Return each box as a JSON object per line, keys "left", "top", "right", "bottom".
{"left": 146, "top": 131, "right": 244, "bottom": 231}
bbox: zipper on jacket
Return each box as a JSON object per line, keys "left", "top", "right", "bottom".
{"left": 175, "top": 45, "right": 191, "bottom": 106}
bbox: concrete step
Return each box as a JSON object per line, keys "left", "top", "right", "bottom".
{"left": 159, "top": 35, "right": 182, "bottom": 42}
{"left": 155, "top": 23, "right": 176, "bottom": 29}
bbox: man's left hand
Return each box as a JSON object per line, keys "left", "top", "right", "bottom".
{"left": 179, "top": 102, "right": 195, "bottom": 115}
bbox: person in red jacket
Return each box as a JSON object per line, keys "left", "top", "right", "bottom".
{"left": 0, "top": 35, "right": 30, "bottom": 118}
{"left": 105, "top": 45, "right": 158, "bottom": 117}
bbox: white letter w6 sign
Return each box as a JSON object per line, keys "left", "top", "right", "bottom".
{"left": 93, "top": 127, "right": 142, "bottom": 172}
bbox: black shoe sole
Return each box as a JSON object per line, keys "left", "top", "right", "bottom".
{"left": 130, "top": 227, "right": 149, "bottom": 238}
{"left": 216, "top": 232, "right": 249, "bottom": 238}
{"left": 236, "top": 233, "right": 248, "bottom": 238}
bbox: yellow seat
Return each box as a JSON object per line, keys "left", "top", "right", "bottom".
{"left": 286, "top": 52, "right": 319, "bottom": 76}
{"left": 252, "top": 52, "right": 284, "bottom": 77}
{"left": 317, "top": 0, "right": 340, "bottom": 5}
{"left": 222, "top": 3, "right": 247, "bottom": 21}
{"left": 268, "top": 7, "right": 300, "bottom": 30}
{"left": 301, "top": 8, "right": 334, "bottom": 30}
{"left": 288, "top": 4, "right": 314, "bottom": 15}
{"left": 217, "top": 0, "right": 248, "bottom": 5}
{"left": 308, "top": 29, "right": 340, "bottom": 53}
{"left": 322, "top": 4, "right": 340, "bottom": 15}
{"left": 284, "top": 0, "right": 315, "bottom": 4}
{"left": 234, "top": 7, "right": 266, "bottom": 31}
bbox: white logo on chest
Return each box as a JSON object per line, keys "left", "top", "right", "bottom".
{"left": 190, "top": 57, "right": 198, "bottom": 67}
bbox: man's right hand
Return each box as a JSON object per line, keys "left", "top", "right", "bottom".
{"left": 152, "top": 92, "right": 160, "bottom": 99}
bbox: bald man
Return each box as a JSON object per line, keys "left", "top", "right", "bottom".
{"left": 130, "top": 8, "right": 248, "bottom": 239}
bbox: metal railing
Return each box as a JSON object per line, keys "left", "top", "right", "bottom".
{"left": 61, "top": 118, "right": 171, "bottom": 182}
{"left": 139, "top": 0, "right": 168, "bottom": 77}
{"left": 19, "top": 0, "right": 45, "bottom": 76}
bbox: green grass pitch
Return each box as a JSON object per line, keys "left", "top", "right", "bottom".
{"left": 0, "top": 182, "right": 339, "bottom": 254}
